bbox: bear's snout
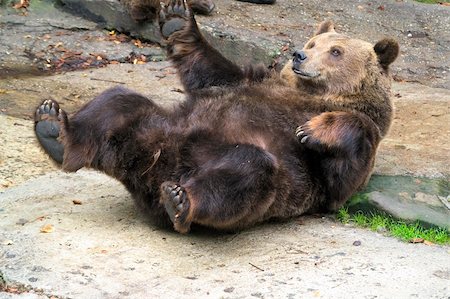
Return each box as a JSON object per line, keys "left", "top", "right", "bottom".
{"left": 292, "top": 50, "right": 308, "bottom": 74}
{"left": 293, "top": 50, "right": 307, "bottom": 63}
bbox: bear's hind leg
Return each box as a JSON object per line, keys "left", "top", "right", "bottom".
{"left": 34, "top": 99, "right": 65, "bottom": 164}
{"left": 160, "top": 141, "right": 279, "bottom": 233}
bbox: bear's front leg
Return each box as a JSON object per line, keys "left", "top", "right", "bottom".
{"left": 159, "top": 0, "right": 247, "bottom": 92}
{"left": 34, "top": 99, "right": 66, "bottom": 164}
{"left": 295, "top": 111, "right": 381, "bottom": 211}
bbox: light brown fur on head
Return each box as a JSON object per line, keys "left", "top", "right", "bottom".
{"left": 281, "top": 21, "right": 399, "bottom": 95}
{"left": 280, "top": 21, "right": 399, "bottom": 136}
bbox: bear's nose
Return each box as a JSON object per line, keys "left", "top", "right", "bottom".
{"left": 293, "top": 50, "right": 307, "bottom": 62}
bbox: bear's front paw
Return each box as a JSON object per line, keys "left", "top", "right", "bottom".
{"left": 295, "top": 112, "right": 351, "bottom": 153}
{"left": 159, "top": 0, "right": 192, "bottom": 39}
{"left": 295, "top": 119, "right": 331, "bottom": 152}
{"left": 160, "top": 181, "right": 192, "bottom": 233}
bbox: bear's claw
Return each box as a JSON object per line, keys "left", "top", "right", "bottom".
{"left": 34, "top": 99, "right": 65, "bottom": 164}
{"left": 35, "top": 99, "right": 62, "bottom": 123}
{"left": 295, "top": 124, "right": 311, "bottom": 144}
{"left": 295, "top": 121, "right": 326, "bottom": 152}
{"left": 160, "top": 181, "right": 191, "bottom": 233}
{"left": 159, "top": 0, "right": 191, "bottom": 39}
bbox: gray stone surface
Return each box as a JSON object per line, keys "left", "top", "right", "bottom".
{"left": 349, "top": 175, "right": 450, "bottom": 230}
{"left": 59, "top": 0, "right": 162, "bottom": 41}
{"left": 0, "top": 1, "right": 165, "bottom": 78}
{"left": 1, "top": 171, "right": 449, "bottom": 298}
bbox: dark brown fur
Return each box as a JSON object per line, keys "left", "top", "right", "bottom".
{"left": 34, "top": 1, "right": 398, "bottom": 233}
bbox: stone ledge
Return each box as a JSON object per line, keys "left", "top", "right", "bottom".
{"left": 347, "top": 175, "right": 450, "bottom": 230}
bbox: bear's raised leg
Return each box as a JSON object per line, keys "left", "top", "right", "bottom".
{"left": 34, "top": 87, "right": 171, "bottom": 176}
{"left": 160, "top": 135, "right": 279, "bottom": 233}
{"left": 34, "top": 100, "right": 65, "bottom": 164}
{"left": 295, "top": 111, "right": 381, "bottom": 211}
{"left": 159, "top": 0, "right": 270, "bottom": 93}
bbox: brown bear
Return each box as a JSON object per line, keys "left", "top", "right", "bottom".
{"left": 34, "top": 0, "right": 399, "bottom": 233}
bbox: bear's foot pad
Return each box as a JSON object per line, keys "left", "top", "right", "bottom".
{"left": 159, "top": 0, "right": 191, "bottom": 38}
{"left": 34, "top": 99, "right": 65, "bottom": 164}
{"left": 161, "top": 181, "right": 192, "bottom": 233}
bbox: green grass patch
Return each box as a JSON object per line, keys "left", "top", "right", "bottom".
{"left": 337, "top": 206, "right": 450, "bottom": 245}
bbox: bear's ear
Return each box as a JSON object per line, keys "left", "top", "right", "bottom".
{"left": 314, "top": 20, "right": 336, "bottom": 36}
{"left": 374, "top": 38, "right": 399, "bottom": 70}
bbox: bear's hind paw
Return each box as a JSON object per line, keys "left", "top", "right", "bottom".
{"left": 160, "top": 181, "right": 192, "bottom": 233}
{"left": 35, "top": 99, "right": 61, "bottom": 124}
{"left": 34, "top": 99, "right": 66, "bottom": 164}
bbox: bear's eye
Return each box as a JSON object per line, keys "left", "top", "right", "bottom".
{"left": 306, "top": 42, "right": 315, "bottom": 49}
{"left": 330, "top": 48, "right": 342, "bottom": 57}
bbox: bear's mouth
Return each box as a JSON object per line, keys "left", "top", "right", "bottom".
{"left": 292, "top": 67, "right": 320, "bottom": 79}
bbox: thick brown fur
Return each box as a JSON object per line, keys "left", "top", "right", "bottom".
{"left": 34, "top": 0, "right": 399, "bottom": 233}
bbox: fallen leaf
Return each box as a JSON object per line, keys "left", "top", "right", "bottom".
{"left": 409, "top": 238, "right": 424, "bottom": 243}
{"left": 0, "top": 89, "right": 9, "bottom": 94}
{"left": 423, "top": 240, "right": 434, "bottom": 246}
{"left": 40, "top": 224, "right": 54, "bottom": 233}
{"left": 1, "top": 179, "right": 13, "bottom": 187}
{"left": 134, "top": 39, "right": 143, "bottom": 48}
{"left": 72, "top": 199, "right": 82, "bottom": 205}
{"left": 281, "top": 44, "right": 290, "bottom": 52}
{"left": 13, "top": 0, "right": 29, "bottom": 9}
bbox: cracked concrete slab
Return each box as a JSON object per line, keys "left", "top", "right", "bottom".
{"left": 1, "top": 171, "right": 449, "bottom": 298}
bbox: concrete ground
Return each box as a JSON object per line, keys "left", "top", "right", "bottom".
{"left": 0, "top": 0, "right": 449, "bottom": 298}
{"left": 0, "top": 171, "right": 449, "bottom": 298}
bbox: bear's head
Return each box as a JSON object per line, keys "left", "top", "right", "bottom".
{"left": 280, "top": 21, "right": 399, "bottom": 96}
